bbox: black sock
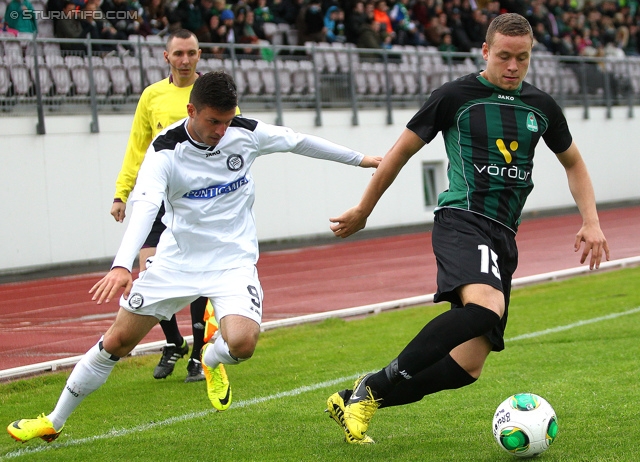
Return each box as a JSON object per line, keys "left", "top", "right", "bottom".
{"left": 379, "top": 355, "right": 476, "bottom": 408}
{"left": 159, "top": 315, "right": 183, "bottom": 346}
{"left": 367, "top": 303, "right": 499, "bottom": 399}
{"left": 190, "top": 297, "right": 208, "bottom": 360}
{"left": 395, "top": 303, "right": 499, "bottom": 378}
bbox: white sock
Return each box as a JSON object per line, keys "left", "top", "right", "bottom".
{"left": 202, "top": 335, "right": 241, "bottom": 369}
{"left": 47, "top": 340, "right": 118, "bottom": 430}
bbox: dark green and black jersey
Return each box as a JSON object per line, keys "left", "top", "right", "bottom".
{"left": 407, "top": 72, "right": 572, "bottom": 233}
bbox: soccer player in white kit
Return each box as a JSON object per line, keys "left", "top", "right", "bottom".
{"left": 7, "top": 71, "right": 381, "bottom": 444}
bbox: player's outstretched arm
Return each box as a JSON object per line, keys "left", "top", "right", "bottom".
{"left": 556, "top": 142, "right": 610, "bottom": 269}
{"left": 330, "top": 129, "right": 425, "bottom": 238}
{"left": 358, "top": 156, "right": 383, "bottom": 168}
{"left": 89, "top": 267, "right": 133, "bottom": 305}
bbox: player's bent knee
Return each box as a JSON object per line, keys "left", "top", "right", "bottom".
{"left": 227, "top": 338, "right": 257, "bottom": 360}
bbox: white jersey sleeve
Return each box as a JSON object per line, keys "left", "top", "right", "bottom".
{"left": 111, "top": 142, "right": 171, "bottom": 270}
{"left": 254, "top": 122, "right": 364, "bottom": 165}
{"left": 111, "top": 200, "right": 159, "bottom": 271}
{"left": 128, "top": 144, "right": 172, "bottom": 207}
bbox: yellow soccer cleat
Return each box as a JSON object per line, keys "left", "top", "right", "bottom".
{"left": 201, "top": 343, "right": 232, "bottom": 411}
{"left": 343, "top": 374, "right": 381, "bottom": 440}
{"left": 7, "top": 414, "right": 63, "bottom": 443}
{"left": 326, "top": 390, "right": 375, "bottom": 445}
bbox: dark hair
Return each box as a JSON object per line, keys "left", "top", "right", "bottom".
{"left": 485, "top": 13, "right": 533, "bottom": 46}
{"left": 166, "top": 29, "right": 199, "bottom": 49}
{"left": 189, "top": 71, "right": 238, "bottom": 112}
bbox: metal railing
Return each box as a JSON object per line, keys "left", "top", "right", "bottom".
{"left": 1, "top": 35, "right": 639, "bottom": 133}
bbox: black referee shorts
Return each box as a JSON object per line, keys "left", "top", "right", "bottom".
{"left": 142, "top": 203, "right": 166, "bottom": 248}
{"left": 432, "top": 208, "right": 519, "bottom": 351}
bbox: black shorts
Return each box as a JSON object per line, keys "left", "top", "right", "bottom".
{"left": 432, "top": 208, "right": 519, "bottom": 351}
{"left": 142, "top": 203, "right": 166, "bottom": 248}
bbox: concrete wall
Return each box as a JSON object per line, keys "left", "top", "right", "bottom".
{"left": 1, "top": 106, "right": 639, "bottom": 273}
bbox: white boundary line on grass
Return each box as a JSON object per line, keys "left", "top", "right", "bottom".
{"left": 3, "top": 304, "right": 640, "bottom": 460}
{"left": 1, "top": 256, "right": 638, "bottom": 381}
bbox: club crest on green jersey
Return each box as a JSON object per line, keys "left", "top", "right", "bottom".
{"left": 526, "top": 112, "right": 538, "bottom": 132}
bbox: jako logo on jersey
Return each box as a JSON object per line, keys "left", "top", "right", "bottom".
{"left": 498, "top": 94, "right": 514, "bottom": 101}
{"left": 227, "top": 155, "right": 244, "bottom": 171}
{"left": 206, "top": 150, "right": 221, "bottom": 158}
{"left": 526, "top": 112, "right": 539, "bottom": 132}
{"left": 495, "top": 138, "right": 518, "bottom": 163}
{"left": 183, "top": 175, "right": 249, "bottom": 200}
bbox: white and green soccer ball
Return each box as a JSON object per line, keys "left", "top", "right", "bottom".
{"left": 492, "top": 393, "right": 559, "bottom": 458}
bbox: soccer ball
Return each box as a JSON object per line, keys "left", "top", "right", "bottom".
{"left": 492, "top": 393, "right": 558, "bottom": 458}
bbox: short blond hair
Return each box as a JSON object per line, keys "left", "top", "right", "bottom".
{"left": 485, "top": 13, "right": 533, "bottom": 47}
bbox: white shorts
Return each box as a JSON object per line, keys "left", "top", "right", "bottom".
{"left": 121, "top": 264, "right": 263, "bottom": 326}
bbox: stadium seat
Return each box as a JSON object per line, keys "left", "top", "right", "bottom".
{"left": 145, "top": 34, "right": 166, "bottom": 58}
{"left": 399, "top": 63, "right": 418, "bottom": 96}
{"left": 64, "top": 55, "right": 85, "bottom": 69}
{"left": 3, "top": 41, "right": 24, "bottom": 65}
{"left": 145, "top": 66, "right": 165, "bottom": 85}
{"left": 87, "top": 55, "right": 103, "bottom": 68}
{"left": 0, "top": 64, "right": 11, "bottom": 96}
{"left": 92, "top": 66, "right": 111, "bottom": 96}
{"left": 127, "top": 65, "right": 144, "bottom": 94}
{"left": 262, "top": 22, "right": 280, "bottom": 45}
{"left": 362, "top": 62, "right": 381, "bottom": 95}
{"left": 273, "top": 59, "right": 292, "bottom": 96}
{"left": 284, "top": 60, "right": 306, "bottom": 96}
{"left": 298, "top": 60, "right": 315, "bottom": 96}
{"left": 207, "top": 58, "right": 225, "bottom": 71}
{"left": 220, "top": 59, "right": 246, "bottom": 97}
{"left": 333, "top": 42, "right": 358, "bottom": 73}
{"left": 70, "top": 66, "right": 90, "bottom": 95}
{"left": 24, "top": 41, "right": 44, "bottom": 59}
{"left": 44, "top": 54, "right": 64, "bottom": 67}
{"left": 353, "top": 65, "right": 368, "bottom": 96}
{"left": 284, "top": 26, "right": 297, "bottom": 47}
{"left": 9, "top": 64, "right": 32, "bottom": 96}
{"left": 28, "top": 64, "right": 54, "bottom": 96}
{"left": 387, "top": 62, "right": 405, "bottom": 96}
{"left": 108, "top": 65, "right": 129, "bottom": 96}
{"left": 49, "top": 64, "right": 72, "bottom": 96}
{"left": 43, "top": 42, "right": 61, "bottom": 59}
{"left": 244, "top": 66, "right": 263, "bottom": 95}
{"left": 304, "top": 41, "right": 326, "bottom": 73}
{"left": 103, "top": 55, "right": 123, "bottom": 68}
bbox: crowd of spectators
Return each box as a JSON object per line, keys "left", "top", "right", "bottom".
{"left": 2, "top": 0, "right": 640, "bottom": 58}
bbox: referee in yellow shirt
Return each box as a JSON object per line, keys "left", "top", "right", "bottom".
{"left": 110, "top": 29, "right": 239, "bottom": 383}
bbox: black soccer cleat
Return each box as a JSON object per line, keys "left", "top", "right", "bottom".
{"left": 153, "top": 340, "right": 189, "bottom": 379}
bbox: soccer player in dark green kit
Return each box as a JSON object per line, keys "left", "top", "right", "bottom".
{"left": 325, "top": 12, "right": 610, "bottom": 444}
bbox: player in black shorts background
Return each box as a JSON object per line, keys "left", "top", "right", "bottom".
{"left": 325, "top": 13, "right": 610, "bottom": 445}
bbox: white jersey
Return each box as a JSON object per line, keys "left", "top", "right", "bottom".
{"left": 112, "top": 116, "right": 364, "bottom": 272}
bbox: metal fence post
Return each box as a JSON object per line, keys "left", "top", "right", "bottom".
{"left": 86, "top": 35, "right": 99, "bottom": 133}
{"left": 31, "top": 34, "right": 46, "bottom": 135}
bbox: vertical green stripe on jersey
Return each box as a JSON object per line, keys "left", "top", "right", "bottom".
{"left": 440, "top": 86, "right": 550, "bottom": 232}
